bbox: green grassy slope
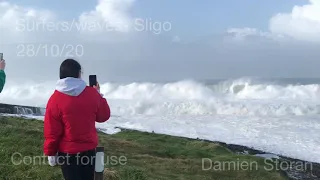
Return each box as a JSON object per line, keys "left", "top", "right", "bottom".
{"left": 0, "top": 116, "right": 287, "bottom": 180}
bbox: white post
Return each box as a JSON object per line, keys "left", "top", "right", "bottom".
{"left": 94, "top": 146, "right": 104, "bottom": 180}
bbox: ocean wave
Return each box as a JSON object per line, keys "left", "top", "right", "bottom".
{"left": 1, "top": 78, "right": 320, "bottom": 116}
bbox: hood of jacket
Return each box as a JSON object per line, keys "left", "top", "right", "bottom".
{"left": 55, "top": 77, "right": 87, "bottom": 96}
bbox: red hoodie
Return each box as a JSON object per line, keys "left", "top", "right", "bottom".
{"left": 43, "top": 77, "right": 110, "bottom": 156}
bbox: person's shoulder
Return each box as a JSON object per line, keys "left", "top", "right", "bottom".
{"left": 49, "top": 90, "right": 67, "bottom": 102}
{"left": 46, "top": 90, "right": 60, "bottom": 107}
{"left": 48, "top": 90, "right": 59, "bottom": 99}
{"left": 51, "top": 90, "right": 62, "bottom": 97}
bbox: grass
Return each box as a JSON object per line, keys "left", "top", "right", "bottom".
{"left": 0, "top": 116, "right": 288, "bottom": 180}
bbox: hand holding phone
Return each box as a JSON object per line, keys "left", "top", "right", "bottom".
{"left": 94, "top": 82, "right": 100, "bottom": 92}
{"left": 89, "top": 75, "right": 97, "bottom": 87}
{"left": 89, "top": 75, "right": 100, "bottom": 92}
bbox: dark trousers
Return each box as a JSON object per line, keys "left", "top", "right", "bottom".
{"left": 57, "top": 149, "right": 96, "bottom": 180}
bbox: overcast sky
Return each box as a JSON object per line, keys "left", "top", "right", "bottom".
{"left": 1, "top": 0, "right": 320, "bottom": 83}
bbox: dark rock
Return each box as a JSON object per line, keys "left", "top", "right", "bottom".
{"left": 0, "top": 103, "right": 45, "bottom": 116}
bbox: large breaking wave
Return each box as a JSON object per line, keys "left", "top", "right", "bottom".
{"left": 1, "top": 78, "right": 320, "bottom": 116}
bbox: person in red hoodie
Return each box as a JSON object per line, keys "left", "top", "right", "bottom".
{"left": 43, "top": 59, "right": 111, "bottom": 180}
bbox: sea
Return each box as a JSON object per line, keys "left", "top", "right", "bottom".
{"left": 1, "top": 77, "right": 320, "bottom": 163}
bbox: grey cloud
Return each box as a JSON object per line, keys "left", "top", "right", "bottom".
{"left": 2, "top": 31, "right": 320, "bottom": 84}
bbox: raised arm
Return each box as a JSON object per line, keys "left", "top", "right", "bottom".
{"left": 95, "top": 94, "right": 111, "bottom": 123}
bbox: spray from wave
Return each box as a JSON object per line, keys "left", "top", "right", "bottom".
{"left": 1, "top": 78, "right": 320, "bottom": 116}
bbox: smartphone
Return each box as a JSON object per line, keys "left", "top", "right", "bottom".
{"left": 0, "top": 53, "right": 3, "bottom": 60}
{"left": 89, "top": 75, "right": 97, "bottom": 87}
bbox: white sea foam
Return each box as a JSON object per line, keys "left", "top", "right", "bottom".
{"left": 2, "top": 78, "right": 320, "bottom": 116}
{"left": 1, "top": 78, "right": 320, "bottom": 163}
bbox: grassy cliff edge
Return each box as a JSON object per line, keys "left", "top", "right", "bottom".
{"left": 0, "top": 116, "right": 287, "bottom": 180}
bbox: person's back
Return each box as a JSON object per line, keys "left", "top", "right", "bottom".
{"left": 43, "top": 59, "right": 110, "bottom": 180}
{"left": 45, "top": 78, "right": 110, "bottom": 154}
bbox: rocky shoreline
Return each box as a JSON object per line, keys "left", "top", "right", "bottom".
{"left": 0, "top": 103, "right": 45, "bottom": 116}
{"left": 219, "top": 143, "right": 320, "bottom": 180}
{"left": 116, "top": 127, "right": 320, "bottom": 180}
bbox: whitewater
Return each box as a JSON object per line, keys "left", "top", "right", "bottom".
{"left": 1, "top": 77, "right": 320, "bottom": 163}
